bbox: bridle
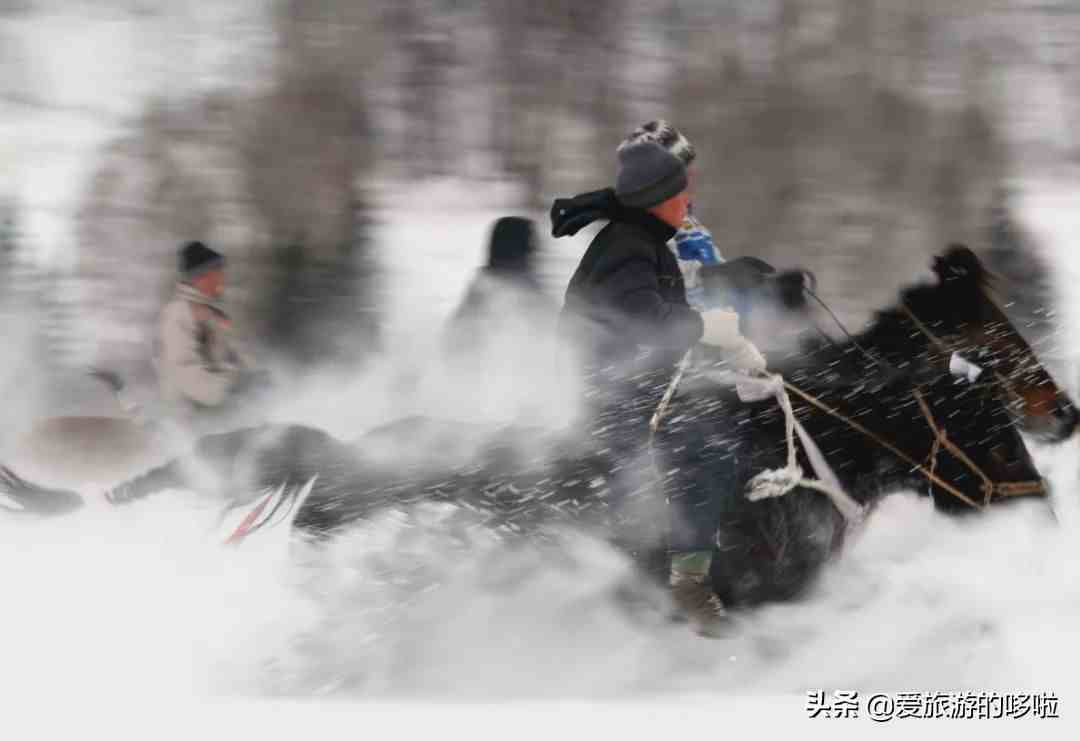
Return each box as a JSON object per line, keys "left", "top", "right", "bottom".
{"left": 793, "top": 285, "right": 1047, "bottom": 510}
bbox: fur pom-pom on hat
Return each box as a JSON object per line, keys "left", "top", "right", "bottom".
{"left": 617, "top": 120, "right": 696, "bottom": 166}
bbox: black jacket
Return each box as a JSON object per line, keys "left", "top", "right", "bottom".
{"left": 553, "top": 188, "right": 704, "bottom": 372}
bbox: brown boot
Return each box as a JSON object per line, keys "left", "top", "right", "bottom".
{"left": 670, "top": 551, "right": 727, "bottom": 637}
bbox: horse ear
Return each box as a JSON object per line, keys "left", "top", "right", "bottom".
{"left": 933, "top": 244, "right": 985, "bottom": 283}
{"left": 932, "top": 255, "right": 945, "bottom": 278}
{"left": 944, "top": 243, "right": 982, "bottom": 268}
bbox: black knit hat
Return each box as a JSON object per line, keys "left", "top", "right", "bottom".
{"left": 178, "top": 241, "right": 224, "bottom": 279}
{"left": 486, "top": 217, "right": 536, "bottom": 271}
{"left": 614, "top": 141, "right": 688, "bottom": 209}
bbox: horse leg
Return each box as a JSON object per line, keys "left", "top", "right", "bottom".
{"left": 0, "top": 465, "right": 84, "bottom": 516}
{"left": 103, "top": 460, "right": 192, "bottom": 505}
{"left": 103, "top": 427, "right": 269, "bottom": 506}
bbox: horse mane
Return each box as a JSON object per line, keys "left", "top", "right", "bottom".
{"left": 861, "top": 244, "right": 995, "bottom": 348}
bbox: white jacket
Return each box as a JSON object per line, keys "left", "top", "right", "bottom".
{"left": 156, "top": 285, "right": 251, "bottom": 408}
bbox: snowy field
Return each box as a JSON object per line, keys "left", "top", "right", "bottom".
{"left": 4, "top": 4, "right": 1080, "bottom": 737}
{"left": 2, "top": 457, "right": 1079, "bottom": 737}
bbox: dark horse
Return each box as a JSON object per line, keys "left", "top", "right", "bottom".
{"left": 5, "top": 247, "right": 1075, "bottom": 610}
{"left": 680, "top": 245, "right": 1077, "bottom": 605}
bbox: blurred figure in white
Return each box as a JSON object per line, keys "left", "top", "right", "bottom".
{"left": 156, "top": 241, "right": 267, "bottom": 430}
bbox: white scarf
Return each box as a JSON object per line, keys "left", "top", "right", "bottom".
{"left": 176, "top": 282, "right": 228, "bottom": 316}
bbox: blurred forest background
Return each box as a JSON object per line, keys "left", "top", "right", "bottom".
{"left": 2, "top": 0, "right": 1078, "bottom": 414}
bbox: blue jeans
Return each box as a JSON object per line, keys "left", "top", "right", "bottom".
{"left": 654, "top": 382, "right": 748, "bottom": 554}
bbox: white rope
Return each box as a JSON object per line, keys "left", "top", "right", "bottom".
{"left": 705, "top": 370, "right": 865, "bottom": 524}
{"left": 650, "top": 349, "right": 694, "bottom": 438}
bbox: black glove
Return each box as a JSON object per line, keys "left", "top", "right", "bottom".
{"left": 699, "top": 257, "right": 776, "bottom": 312}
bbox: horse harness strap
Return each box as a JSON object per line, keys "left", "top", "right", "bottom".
{"left": 898, "top": 303, "right": 1046, "bottom": 503}
{"left": 898, "top": 303, "right": 953, "bottom": 359}
{"left": 784, "top": 380, "right": 1045, "bottom": 510}
{"left": 911, "top": 389, "right": 1045, "bottom": 505}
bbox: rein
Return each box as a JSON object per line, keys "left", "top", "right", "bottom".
{"left": 779, "top": 380, "right": 985, "bottom": 511}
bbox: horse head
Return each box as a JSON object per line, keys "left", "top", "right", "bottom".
{"left": 702, "top": 246, "right": 1073, "bottom": 517}
{"left": 919, "top": 244, "right": 1078, "bottom": 443}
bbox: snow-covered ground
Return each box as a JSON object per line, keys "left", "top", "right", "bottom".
{"left": 2, "top": 466, "right": 1078, "bottom": 736}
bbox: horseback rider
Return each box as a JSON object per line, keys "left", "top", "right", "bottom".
{"left": 442, "top": 216, "right": 561, "bottom": 424}
{"left": 156, "top": 241, "right": 267, "bottom": 431}
{"left": 552, "top": 131, "right": 766, "bottom": 634}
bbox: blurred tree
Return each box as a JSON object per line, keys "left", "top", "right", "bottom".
{"left": 487, "top": 0, "right": 630, "bottom": 207}
{"left": 381, "top": 0, "right": 457, "bottom": 177}
{"left": 0, "top": 199, "right": 79, "bottom": 416}
{"left": 38, "top": 0, "right": 1079, "bottom": 382}
{"left": 75, "top": 98, "right": 225, "bottom": 383}
{"left": 0, "top": 199, "right": 15, "bottom": 257}
{"left": 239, "top": 0, "right": 380, "bottom": 372}
{"left": 662, "top": 0, "right": 1012, "bottom": 326}
{"left": 73, "top": 0, "right": 382, "bottom": 383}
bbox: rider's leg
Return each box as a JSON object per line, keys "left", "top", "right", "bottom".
{"left": 656, "top": 391, "right": 745, "bottom": 634}
{"left": 586, "top": 370, "right": 669, "bottom": 581}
